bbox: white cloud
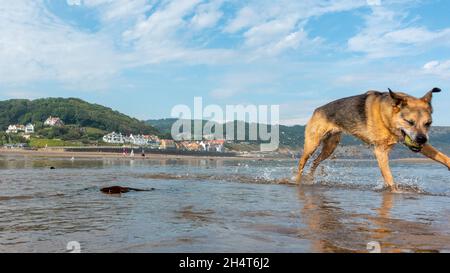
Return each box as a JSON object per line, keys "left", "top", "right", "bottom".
{"left": 366, "top": 0, "right": 381, "bottom": 6}
{"left": 423, "top": 60, "right": 450, "bottom": 78}
{"left": 279, "top": 99, "right": 330, "bottom": 125}
{"left": 269, "top": 31, "right": 306, "bottom": 54}
{"left": 1, "top": 0, "right": 448, "bottom": 94}
{"left": 122, "top": 0, "right": 200, "bottom": 41}
{"left": 1, "top": 90, "right": 44, "bottom": 100}
{"left": 0, "top": 0, "right": 232, "bottom": 89}
{"left": 189, "top": 0, "right": 224, "bottom": 30}
{"left": 209, "top": 71, "right": 278, "bottom": 99}
{"left": 224, "top": 0, "right": 372, "bottom": 33}
{"left": 223, "top": 6, "right": 258, "bottom": 33}
{"left": 223, "top": 0, "right": 373, "bottom": 58}
{"left": 423, "top": 61, "right": 441, "bottom": 70}
{"left": 240, "top": 16, "right": 314, "bottom": 59}
{"left": 84, "top": 0, "right": 153, "bottom": 22}
{"left": 209, "top": 88, "right": 237, "bottom": 99}
{"left": 243, "top": 17, "right": 298, "bottom": 48}
{"left": 190, "top": 10, "right": 222, "bottom": 30}
{"left": 348, "top": 4, "right": 450, "bottom": 58}
{"left": 0, "top": 0, "right": 121, "bottom": 89}
{"left": 67, "top": 0, "right": 82, "bottom": 6}
{"left": 119, "top": 0, "right": 237, "bottom": 65}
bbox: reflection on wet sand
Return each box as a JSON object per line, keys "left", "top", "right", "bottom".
{"left": 369, "top": 193, "right": 395, "bottom": 251}
{"left": 175, "top": 205, "right": 216, "bottom": 224}
{"left": 366, "top": 193, "right": 450, "bottom": 253}
{"left": 297, "top": 186, "right": 450, "bottom": 253}
{"left": 297, "top": 187, "right": 361, "bottom": 252}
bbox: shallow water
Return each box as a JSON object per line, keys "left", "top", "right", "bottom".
{"left": 1, "top": 154, "right": 450, "bottom": 253}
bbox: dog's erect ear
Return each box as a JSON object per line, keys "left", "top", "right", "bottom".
{"left": 389, "top": 88, "right": 406, "bottom": 107}
{"left": 421, "top": 87, "right": 441, "bottom": 103}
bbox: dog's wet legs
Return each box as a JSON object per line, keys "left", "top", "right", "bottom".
{"left": 309, "top": 133, "right": 341, "bottom": 177}
{"left": 296, "top": 137, "right": 321, "bottom": 184}
{"left": 373, "top": 145, "right": 398, "bottom": 192}
{"left": 296, "top": 149, "right": 316, "bottom": 184}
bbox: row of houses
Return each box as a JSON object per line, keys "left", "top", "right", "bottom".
{"left": 6, "top": 124, "right": 35, "bottom": 134}
{"left": 5, "top": 116, "right": 64, "bottom": 135}
{"left": 102, "top": 132, "right": 225, "bottom": 152}
{"left": 102, "top": 132, "right": 160, "bottom": 146}
{"left": 176, "top": 140, "right": 225, "bottom": 152}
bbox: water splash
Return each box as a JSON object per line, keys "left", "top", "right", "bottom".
{"left": 134, "top": 172, "right": 443, "bottom": 196}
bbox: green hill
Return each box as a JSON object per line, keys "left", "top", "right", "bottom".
{"left": 0, "top": 98, "right": 159, "bottom": 135}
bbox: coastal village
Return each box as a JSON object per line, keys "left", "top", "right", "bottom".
{"left": 2, "top": 116, "right": 226, "bottom": 153}
{"left": 101, "top": 131, "right": 225, "bottom": 152}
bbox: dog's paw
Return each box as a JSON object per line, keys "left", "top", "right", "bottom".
{"left": 292, "top": 175, "right": 302, "bottom": 184}
{"left": 377, "top": 184, "right": 401, "bottom": 193}
{"left": 388, "top": 185, "right": 403, "bottom": 193}
{"left": 302, "top": 174, "right": 315, "bottom": 185}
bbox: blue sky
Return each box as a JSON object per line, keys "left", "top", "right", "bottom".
{"left": 1, "top": 0, "right": 450, "bottom": 125}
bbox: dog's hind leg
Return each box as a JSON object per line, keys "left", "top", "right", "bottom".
{"left": 296, "top": 112, "right": 333, "bottom": 184}
{"left": 309, "top": 132, "right": 341, "bottom": 177}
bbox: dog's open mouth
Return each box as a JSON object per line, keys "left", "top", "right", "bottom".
{"left": 401, "top": 130, "right": 423, "bottom": 152}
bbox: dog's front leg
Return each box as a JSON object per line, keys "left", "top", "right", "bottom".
{"left": 420, "top": 144, "right": 450, "bottom": 170}
{"left": 374, "top": 145, "right": 398, "bottom": 191}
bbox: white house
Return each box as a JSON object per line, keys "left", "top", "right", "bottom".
{"left": 102, "top": 132, "right": 125, "bottom": 144}
{"left": 130, "top": 134, "right": 160, "bottom": 146}
{"left": 6, "top": 125, "right": 18, "bottom": 134}
{"left": 102, "top": 132, "right": 161, "bottom": 146}
{"left": 44, "top": 116, "right": 64, "bottom": 127}
{"left": 25, "top": 123, "right": 34, "bottom": 134}
{"left": 6, "top": 124, "right": 25, "bottom": 134}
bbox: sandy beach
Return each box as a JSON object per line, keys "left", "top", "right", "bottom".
{"left": 0, "top": 148, "right": 244, "bottom": 160}
{"left": 0, "top": 147, "right": 438, "bottom": 163}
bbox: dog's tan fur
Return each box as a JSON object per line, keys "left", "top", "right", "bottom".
{"left": 296, "top": 88, "right": 450, "bottom": 191}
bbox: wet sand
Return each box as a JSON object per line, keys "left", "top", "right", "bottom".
{"left": 0, "top": 148, "right": 249, "bottom": 161}
{"left": 1, "top": 154, "right": 450, "bottom": 253}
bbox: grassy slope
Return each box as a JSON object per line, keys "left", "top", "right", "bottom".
{"left": 0, "top": 98, "right": 159, "bottom": 135}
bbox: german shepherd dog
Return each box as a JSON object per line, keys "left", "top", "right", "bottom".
{"left": 296, "top": 88, "right": 450, "bottom": 192}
